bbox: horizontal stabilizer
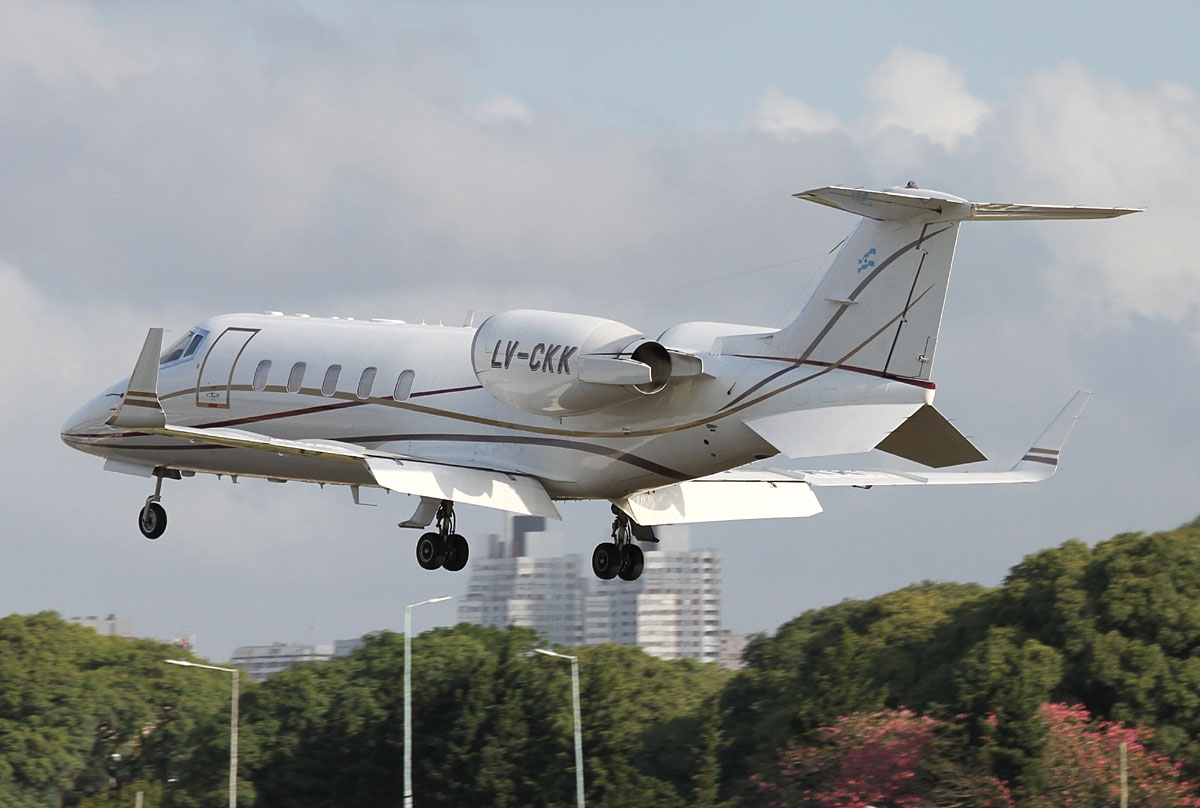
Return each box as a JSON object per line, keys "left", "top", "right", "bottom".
{"left": 796, "top": 186, "right": 1141, "bottom": 223}
{"left": 615, "top": 470, "right": 822, "bottom": 526}
{"left": 796, "top": 186, "right": 971, "bottom": 221}
{"left": 966, "top": 202, "right": 1143, "bottom": 220}
{"left": 875, "top": 405, "right": 987, "bottom": 468}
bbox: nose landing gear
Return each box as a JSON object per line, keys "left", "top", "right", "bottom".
{"left": 137, "top": 469, "right": 172, "bottom": 540}
{"left": 592, "top": 506, "right": 647, "bottom": 581}
{"left": 415, "top": 500, "right": 470, "bottom": 572}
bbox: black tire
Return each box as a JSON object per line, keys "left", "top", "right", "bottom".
{"left": 618, "top": 543, "right": 644, "bottom": 581}
{"left": 416, "top": 533, "right": 447, "bottom": 570}
{"left": 591, "top": 542, "right": 620, "bottom": 580}
{"left": 442, "top": 533, "right": 470, "bottom": 572}
{"left": 138, "top": 502, "right": 167, "bottom": 540}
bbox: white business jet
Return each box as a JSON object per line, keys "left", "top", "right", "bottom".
{"left": 61, "top": 184, "right": 1138, "bottom": 580}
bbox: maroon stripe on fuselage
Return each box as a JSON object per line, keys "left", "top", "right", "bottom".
{"left": 410, "top": 385, "right": 483, "bottom": 398}
{"left": 728, "top": 357, "right": 937, "bottom": 389}
{"left": 199, "top": 399, "right": 366, "bottom": 429}
{"left": 190, "top": 383, "right": 483, "bottom": 430}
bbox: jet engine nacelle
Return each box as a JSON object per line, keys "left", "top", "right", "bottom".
{"left": 471, "top": 309, "right": 672, "bottom": 415}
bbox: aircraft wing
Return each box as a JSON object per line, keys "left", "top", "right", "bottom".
{"left": 616, "top": 391, "right": 1089, "bottom": 526}
{"left": 137, "top": 422, "right": 562, "bottom": 520}
{"left": 106, "top": 328, "right": 561, "bottom": 521}
{"left": 794, "top": 390, "right": 1090, "bottom": 487}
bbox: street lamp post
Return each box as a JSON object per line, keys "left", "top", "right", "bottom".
{"left": 404, "top": 596, "right": 452, "bottom": 808}
{"left": 534, "top": 648, "right": 585, "bottom": 808}
{"left": 163, "top": 659, "right": 239, "bottom": 808}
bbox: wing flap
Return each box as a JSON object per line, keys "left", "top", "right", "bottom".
{"left": 615, "top": 471, "right": 822, "bottom": 526}
{"left": 365, "top": 457, "right": 560, "bottom": 520}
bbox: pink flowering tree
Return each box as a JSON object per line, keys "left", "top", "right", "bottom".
{"left": 1029, "top": 703, "right": 1200, "bottom": 808}
{"left": 751, "top": 708, "right": 1012, "bottom": 808}
{"left": 753, "top": 704, "right": 1200, "bottom": 808}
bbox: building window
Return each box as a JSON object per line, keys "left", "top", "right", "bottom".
{"left": 252, "top": 360, "right": 271, "bottom": 391}
{"left": 321, "top": 365, "right": 342, "bottom": 397}
{"left": 287, "top": 362, "right": 306, "bottom": 393}
{"left": 357, "top": 367, "right": 377, "bottom": 400}
{"left": 394, "top": 369, "right": 415, "bottom": 401}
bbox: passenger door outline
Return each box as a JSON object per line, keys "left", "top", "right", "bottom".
{"left": 196, "top": 328, "right": 260, "bottom": 409}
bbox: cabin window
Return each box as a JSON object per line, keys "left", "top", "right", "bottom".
{"left": 357, "top": 367, "right": 378, "bottom": 400}
{"left": 252, "top": 360, "right": 272, "bottom": 391}
{"left": 287, "top": 362, "right": 306, "bottom": 393}
{"left": 321, "top": 365, "right": 341, "bottom": 397}
{"left": 394, "top": 370, "right": 415, "bottom": 401}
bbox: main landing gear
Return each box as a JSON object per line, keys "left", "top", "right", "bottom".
{"left": 415, "top": 500, "right": 470, "bottom": 572}
{"left": 591, "top": 506, "right": 646, "bottom": 582}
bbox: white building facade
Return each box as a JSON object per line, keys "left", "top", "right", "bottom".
{"left": 459, "top": 522, "right": 725, "bottom": 664}
{"left": 230, "top": 642, "right": 336, "bottom": 682}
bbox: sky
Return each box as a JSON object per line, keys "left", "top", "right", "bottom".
{"left": 2, "top": 0, "right": 1198, "bottom": 660}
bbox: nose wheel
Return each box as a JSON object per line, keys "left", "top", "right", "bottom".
{"left": 592, "top": 506, "right": 646, "bottom": 581}
{"left": 415, "top": 501, "right": 470, "bottom": 572}
{"left": 139, "top": 501, "right": 167, "bottom": 539}
{"left": 137, "top": 470, "right": 169, "bottom": 540}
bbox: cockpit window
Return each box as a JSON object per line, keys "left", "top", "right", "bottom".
{"left": 159, "top": 328, "right": 210, "bottom": 366}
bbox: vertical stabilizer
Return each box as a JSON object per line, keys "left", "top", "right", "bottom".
{"left": 767, "top": 186, "right": 1141, "bottom": 381}
{"left": 770, "top": 186, "right": 968, "bottom": 380}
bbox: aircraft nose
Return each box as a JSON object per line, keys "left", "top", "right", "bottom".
{"left": 60, "top": 383, "right": 124, "bottom": 444}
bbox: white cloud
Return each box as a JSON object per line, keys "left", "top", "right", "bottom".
{"left": 748, "top": 47, "right": 990, "bottom": 154}
{"left": 0, "top": 0, "right": 150, "bottom": 92}
{"left": 991, "top": 62, "right": 1200, "bottom": 333}
{"left": 0, "top": 263, "right": 144, "bottom": 419}
{"left": 750, "top": 87, "right": 842, "bottom": 138}
{"left": 472, "top": 94, "right": 533, "bottom": 125}
{"left": 863, "top": 45, "right": 991, "bottom": 151}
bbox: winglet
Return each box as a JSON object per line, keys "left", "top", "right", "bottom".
{"left": 1007, "top": 389, "right": 1091, "bottom": 479}
{"left": 106, "top": 328, "right": 167, "bottom": 429}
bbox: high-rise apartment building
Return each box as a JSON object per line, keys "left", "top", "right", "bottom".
{"left": 458, "top": 520, "right": 726, "bottom": 664}
{"left": 457, "top": 517, "right": 588, "bottom": 647}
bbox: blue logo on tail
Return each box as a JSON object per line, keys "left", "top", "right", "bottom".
{"left": 857, "top": 248, "right": 877, "bottom": 274}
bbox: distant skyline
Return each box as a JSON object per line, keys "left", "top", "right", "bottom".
{"left": 2, "top": 1, "right": 1198, "bottom": 659}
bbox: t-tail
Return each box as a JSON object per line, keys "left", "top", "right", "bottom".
{"left": 768, "top": 185, "right": 1140, "bottom": 380}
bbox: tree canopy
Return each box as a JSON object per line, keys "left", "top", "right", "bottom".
{"left": 6, "top": 516, "right": 1200, "bottom": 806}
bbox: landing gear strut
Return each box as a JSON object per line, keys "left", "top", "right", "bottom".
{"left": 138, "top": 470, "right": 169, "bottom": 540}
{"left": 592, "top": 506, "right": 645, "bottom": 581}
{"left": 416, "top": 500, "right": 470, "bottom": 572}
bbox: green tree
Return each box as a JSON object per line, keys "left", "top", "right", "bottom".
{"left": 0, "top": 612, "right": 238, "bottom": 808}
{"left": 955, "top": 627, "right": 1063, "bottom": 791}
